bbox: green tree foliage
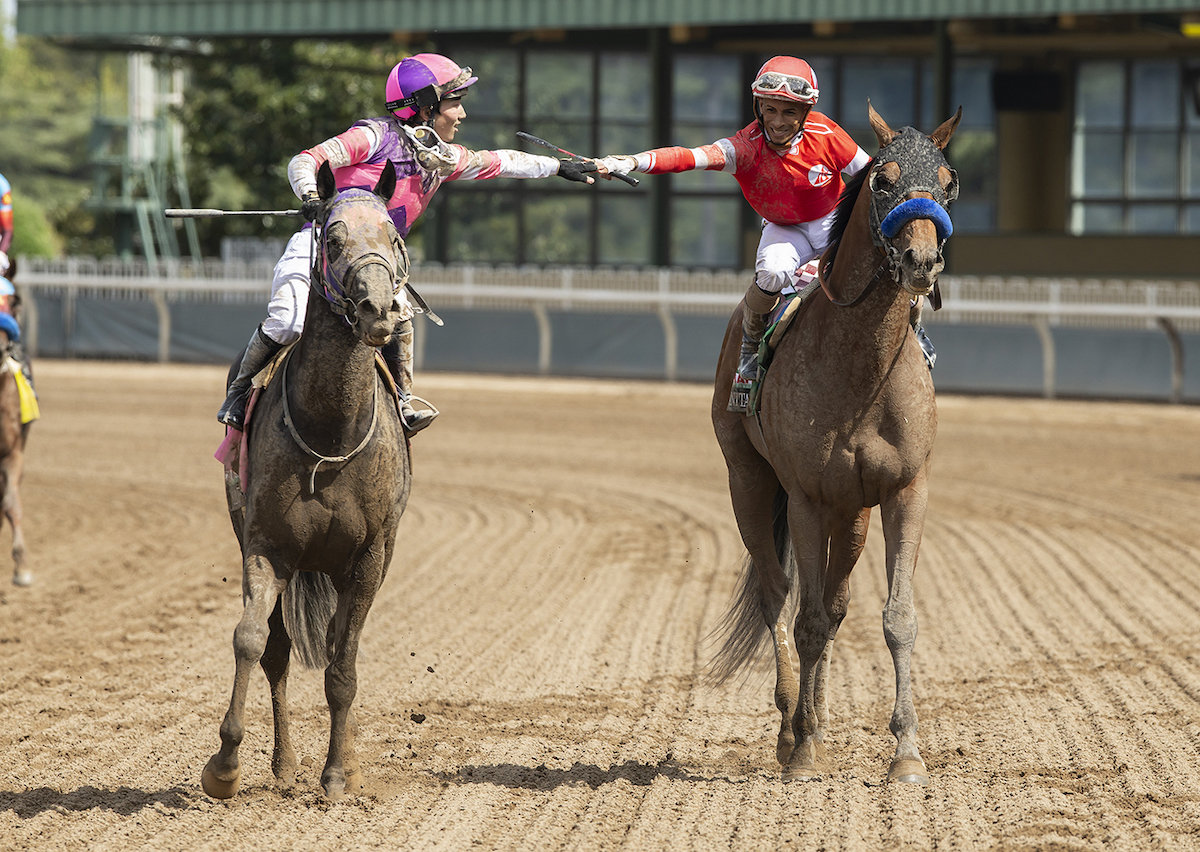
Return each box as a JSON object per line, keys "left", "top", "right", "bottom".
{"left": 177, "top": 38, "right": 409, "bottom": 254}
{"left": 0, "top": 38, "right": 111, "bottom": 256}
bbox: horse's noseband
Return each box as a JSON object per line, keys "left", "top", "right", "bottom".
{"left": 315, "top": 190, "right": 408, "bottom": 327}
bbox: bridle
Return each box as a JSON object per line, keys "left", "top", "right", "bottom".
{"left": 284, "top": 188, "right": 405, "bottom": 494}
{"left": 311, "top": 190, "right": 409, "bottom": 329}
{"left": 820, "top": 129, "right": 956, "bottom": 309}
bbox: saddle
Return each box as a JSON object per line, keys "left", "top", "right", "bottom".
{"left": 746, "top": 263, "right": 822, "bottom": 417}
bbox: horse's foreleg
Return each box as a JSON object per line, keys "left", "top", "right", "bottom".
{"left": 202, "top": 553, "right": 287, "bottom": 799}
{"left": 784, "top": 498, "right": 831, "bottom": 781}
{"left": 2, "top": 456, "right": 30, "bottom": 587}
{"left": 321, "top": 559, "right": 383, "bottom": 801}
{"left": 880, "top": 470, "right": 930, "bottom": 784}
{"left": 261, "top": 597, "right": 297, "bottom": 787}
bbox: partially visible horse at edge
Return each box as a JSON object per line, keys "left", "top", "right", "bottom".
{"left": 710, "top": 103, "right": 961, "bottom": 784}
{"left": 203, "top": 161, "right": 412, "bottom": 801}
{"left": 0, "top": 258, "right": 32, "bottom": 587}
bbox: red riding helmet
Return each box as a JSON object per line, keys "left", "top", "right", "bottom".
{"left": 751, "top": 56, "right": 819, "bottom": 105}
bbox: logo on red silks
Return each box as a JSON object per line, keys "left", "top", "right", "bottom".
{"left": 808, "top": 164, "right": 833, "bottom": 187}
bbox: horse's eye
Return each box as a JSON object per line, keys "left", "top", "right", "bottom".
{"left": 870, "top": 161, "right": 900, "bottom": 194}
{"left": 325, "top": 222, "right": 348, "bottom": 263}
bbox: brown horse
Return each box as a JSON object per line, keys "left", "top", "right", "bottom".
{"left": 202, "top": 161, "right": 412, "bottom": 801}
{"left": 710, "top": 103, "right": 961, "bottom": 784}
{"left": 0, "top": 260, "right": 32, "bottom": 587}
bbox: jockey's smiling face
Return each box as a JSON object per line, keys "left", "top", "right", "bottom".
{"left": 431, "top": 95, "right": 466, "bottom": 143}
{"left": 758, "top": 97, "right": 811, "bottom": 149}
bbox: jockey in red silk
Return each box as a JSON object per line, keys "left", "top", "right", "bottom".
{"left": 597, "top": 56, "right": 871, "bottom": 413}
{"left": 216, "top": 53, "right": 599, "bottom": 434}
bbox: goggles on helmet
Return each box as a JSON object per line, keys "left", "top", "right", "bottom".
{"left": 385, "top": 65, "right": 474, "bottom": 115}
{"left": 753, "top": 71, "right": 817, "bottom": 102}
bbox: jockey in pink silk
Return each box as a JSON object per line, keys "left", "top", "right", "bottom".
{"left": 217, "top": 53, "right": 599, "bottom": 434}
{"left": 597, "top": 56, "right": 872, "bottom": 413}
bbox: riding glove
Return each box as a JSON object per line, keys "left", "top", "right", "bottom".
{"left": 557, "top": 158, "right": 598, "bottom": 184}
{"left": 300, "top": 192, "right": 323, "bottom": 223}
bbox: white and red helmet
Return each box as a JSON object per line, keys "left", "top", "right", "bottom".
{"left": 751, "top": 56, "right": 819, "bottom": 105}
{"left": 385, "top": 53, "right": 477, "bottom": 121}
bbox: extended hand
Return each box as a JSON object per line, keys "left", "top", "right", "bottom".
{"left": 557, "top": 158, "right": 599, "bottom": 184}
{"left": 596, "top": 155, "right": 638, "bottom": 180}
{"left": 300, "top": 192, "right": 323, "bottom": 223}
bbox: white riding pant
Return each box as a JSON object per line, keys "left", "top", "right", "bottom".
{"left": 261, "top": 227, "right": 415, "bottom": 346}
{"left": 754, "top": 211, "right": 838, "bottom": 295}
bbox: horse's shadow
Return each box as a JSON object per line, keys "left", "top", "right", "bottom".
{"left": 443, "top": 754, "right": 703, "bottom": 791}
{"left": 0, "top": 785, "right": 193, "bottom": 819}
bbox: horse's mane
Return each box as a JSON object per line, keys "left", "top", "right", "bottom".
{"left": 821, "top": 158, "right": 873, "bottom": 275}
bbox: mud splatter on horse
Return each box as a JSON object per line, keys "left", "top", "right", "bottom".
{"left": 203, "top": 162, "right": 412, "bottom": 800}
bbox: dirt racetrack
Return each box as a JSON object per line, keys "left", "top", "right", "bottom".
{"left": 3, "top": 359, "right": 1200, "bottom": 851}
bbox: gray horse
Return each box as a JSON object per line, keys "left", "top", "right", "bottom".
{"left": 203, "top": 161, "right": 412, "bottom": 801}
{"left": 711, "top": 104, "right": 961, "bottom": 784}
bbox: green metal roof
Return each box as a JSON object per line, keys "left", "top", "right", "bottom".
{"left": 16, "top": 0, "right": 1200, "bottom": 38}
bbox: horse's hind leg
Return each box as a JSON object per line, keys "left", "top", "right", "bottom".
{"left": 813, "top": 509, "right": 867, "bottom": 735}
{"left": 261, "top": 597, "right": 298, "bottom": 787}
{"left": 724, "top": 456, "right": 798, "bottom": 766}
{"left": 202, "top": 553, "right": 288, "bottom": 799}
{"left": 782, "top": 497, "right": 833, "bottom": 781}
{"left": 787, "top": 509, "right": 867, "bottom": 781}
{"left": 880, "top": 470, "right": 931, "bottom": 784}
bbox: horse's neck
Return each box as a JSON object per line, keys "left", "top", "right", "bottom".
{"left": 819, "top": 193, "right": 912, "bottom": 371}
{"left": 290, "top": 284, "right": 379, "bottom": 427}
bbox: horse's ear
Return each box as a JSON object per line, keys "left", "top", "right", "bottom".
{"left": 374, "top": 160, "right": 398, "bottom": 203}
{"left": 930, "top": 106, "right": 963, "bottom": 151}
{"left": 867, "top": 100, "right": 897, "bottom": 149}
{"left": 317, "top": 161, "right": 337, "bottom": 202}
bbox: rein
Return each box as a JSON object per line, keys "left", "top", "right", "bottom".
{"left": 279, "top": 347, "right": 380, "bottom": 495}
{"left": 817, "top": 250, "right": 890, "bottom": 309}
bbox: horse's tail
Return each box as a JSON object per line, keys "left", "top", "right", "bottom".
{"left": 282, "top": 570, "right": 337, "bottom": 669}
{"left": 708, "top": 486, "right": 797, "bottom": 684}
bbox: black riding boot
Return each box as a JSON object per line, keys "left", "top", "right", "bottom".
{"left": 382, "top": 318, "right": 437, "bottom": 434}
{"left": 727, "top": 283, "right": 779, "bottom": 414}
{"left": 217, "top": 325, "right": 283, "bottom": 430}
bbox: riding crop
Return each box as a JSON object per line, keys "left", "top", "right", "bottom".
{"left": 165, "top": 208, "right": 302, "bottom": 218}
{"left": 516, "top": 132, "right": 640, "bottom": 186}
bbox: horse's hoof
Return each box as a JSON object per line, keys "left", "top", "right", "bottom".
{"left": 782, "top": 765, "right": 823, "bottom": 782}
{"left": 201, "top": 758, "right": 241, "bottom": 799}
{"left": 776, "top": 740, "right": 794, "bottom": 767}
{"left": 12, "top": 569, "right": 32, "bottom": 587}
{"left": 887, "top": 759, "right": 928, "bottom": 784}
{"left": 321, "top": 781, "right": 346, "bottom": 802}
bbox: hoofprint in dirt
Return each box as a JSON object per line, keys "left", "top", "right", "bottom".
{"left": 2, "top": 359, "right": 1200, "bottom": 851}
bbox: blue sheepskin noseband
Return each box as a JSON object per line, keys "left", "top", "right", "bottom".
{"left": 881, "top": 197, "right": 953, "bottom": 241}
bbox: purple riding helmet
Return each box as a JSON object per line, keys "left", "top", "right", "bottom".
{"left": 385, "top": 53, "right": 477, "bottom": 122}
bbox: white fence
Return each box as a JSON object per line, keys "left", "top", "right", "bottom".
{"left": 14, "top": 257, "right": 1200, "bottom": 400}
